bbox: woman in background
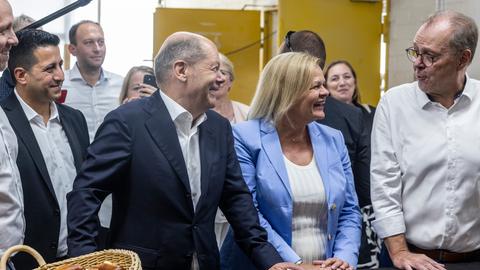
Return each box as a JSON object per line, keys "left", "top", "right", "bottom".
{"left": 221, "top": 52, "right": 361, "bottom": 270}
{"left": 119, "top": 66, "right": 157, "bottom": 104}
{"left": 325, "top": 60, "right": 379, "bottom": 268}
{"left": 213, "top": 53, "right": 250, "bottom": 248}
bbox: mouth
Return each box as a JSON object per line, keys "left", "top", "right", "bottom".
{"left": 313, "top": 100, "right": 325, "bottom": 109}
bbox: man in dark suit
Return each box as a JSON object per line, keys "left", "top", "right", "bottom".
{"left": 67, "top": 32, "right": 302, "bottom": 270}
{"left": 1, "top": 29, "right": 89, "bottom": 269}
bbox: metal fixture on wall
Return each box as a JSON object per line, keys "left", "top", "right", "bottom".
{"left": 436, "top": 0, "right": 445, "bottom": 11}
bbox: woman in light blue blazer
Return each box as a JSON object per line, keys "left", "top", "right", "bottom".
{"left": 220, "top": 52, "right": 361, "bottom": 270}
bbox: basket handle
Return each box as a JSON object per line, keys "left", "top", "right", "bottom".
{"left": 0, "top": 245, "right": 46, "bottom": 270}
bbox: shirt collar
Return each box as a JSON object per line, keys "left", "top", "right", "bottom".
{"left": 14, "top": 88, "right": 60, "bottom": 123}
{"left": 416, "top": 74, "right": 473, "bottom": 109}
{"left": 69, "top": 62, "right": 108, "bottom": 82}
{"left": 159, "top": 90, "right": 207, "bottom": 130}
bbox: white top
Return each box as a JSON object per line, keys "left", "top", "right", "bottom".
{"left": 284, "top": 155, "right": 327, "bottom": 263}
{"left": 0, "top": 107, "right": 24, "bottom": 256}
{"left": 160, "top": 91, "right": 205, "bottom": 270}
{"left": 371, "top": 76, "right": 480, "bottom": 252}
{"left": 63, "top": 63, "right": 123, "bottom": 142}
{"left": 16, "top": 90, "right": 77, "bottom": 257}
{"left": 231, "top": 100, "right": 249, "bottom": 124}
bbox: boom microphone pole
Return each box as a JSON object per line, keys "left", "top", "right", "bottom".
{"left": 23, "top": 0, "right": 93, "bottom": 30}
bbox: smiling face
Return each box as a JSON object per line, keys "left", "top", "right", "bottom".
{"left": 413, "top": 20, "right": 461, "bottom": 95}
{"left": 185, "top": 41, "right": 224, "bottom": 114}
{"left": 0, "top": 0, "right": 18, "bottom": 71}
{"left": 288, "top": 65, "right": 329, "bottom": 122}
{"left": 21, "top": 46, "right": 64, "bottom": 104}
{"left": 325, "top": 62, "right": 356, "bottom": 104}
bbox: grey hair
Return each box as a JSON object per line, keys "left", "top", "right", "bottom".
{"left": 425, "top": 10, "right": 478, "bottom": 62}
{"left": 154, "top": 37, "right": 207, "bottom": 85}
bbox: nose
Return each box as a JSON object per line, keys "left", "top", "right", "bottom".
{"left": 413, "top": 54, "right": 425, "bottom": 69}
{"left": 320, "top": 84, "right": 329, "bottom": 97}
{"left": 8, "top": 28, "right": 18, "bottom": 47}
{"left": 216, "top": 70, "right": 225, "bottom": 84}
{"left": 54, "top": 67, "right": 65, "bottom": 82}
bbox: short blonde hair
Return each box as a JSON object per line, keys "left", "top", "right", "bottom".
{"left": 248, "top": 52, "right": 320, "bottom": 124}
{"left": 219, "top": 53, "right": 235, "bottom": 81}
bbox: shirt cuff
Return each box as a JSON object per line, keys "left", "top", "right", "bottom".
{"left": 372, "top": 212, "right": 406, "bottom": 239}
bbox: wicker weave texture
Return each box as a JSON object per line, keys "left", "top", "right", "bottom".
{"left": 35, "top": 249, "right": 141, "bottom": 270}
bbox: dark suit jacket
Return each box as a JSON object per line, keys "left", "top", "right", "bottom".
{"left": 67, "top": 91, "right": 282, "bottom": 270}
{"left": 318, "top": 96, "right": 371, "bottom": 208}
{"left": 1, "top": 93, "right": 89, "bottom": 270}
{"left": 0, "top": 69, "right": 14, "bottom": 102}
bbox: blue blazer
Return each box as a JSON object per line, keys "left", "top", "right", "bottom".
{"left": 221, "top": 119, "right": 361, "bottom": 269}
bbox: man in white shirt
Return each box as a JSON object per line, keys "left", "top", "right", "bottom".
{"left": 3, "top": 28, "right": 89, "bottom": 270}
{"left": 371, "top": 10, "right": 480, "bottom": 270}
{"left": 63, "top": 20, "right": 123, "bottom": 142}
{"left": 0, "top": 1, "right": 22, "bottom": 269}
{"left": 67, "top": 31, "right": 303, "bottom": 270}
{"left": 63, "top": 20, "right": 121, "bottom": 241}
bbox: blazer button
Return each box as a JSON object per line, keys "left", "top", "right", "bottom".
{"left": 54, "top": 209, "right": 60, "bottom": 217}
{"left": 193, "top": 225, "right": 198, "bottom": 230}
{"left": 186, "top": 193, "right": 191, "bottom": 199}
{"left": 330, "top": 203, "right": 336, "bottom": 211}
{"left": 327, "top": 234, "right": 332, "bottom": 241}
{"left": 50, "top": 242, "right": 57, "bottom": 249}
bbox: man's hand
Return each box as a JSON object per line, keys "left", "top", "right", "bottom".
{"left": 313, "top": 258, "right": 353, "bottom": 270}
{"left": 385, "top": 234, "right": 446, "bottom": 270}
{"left": 268, "top": 262, "right": 305, "bottom": 270}
{"left": 391, "top": 250, "right": 445, "bottom": 270}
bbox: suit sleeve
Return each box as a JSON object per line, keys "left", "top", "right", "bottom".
{"left": 230, "top": 126, "right": 300, "bottom": 263}
{"left": 331, "top": 131, "right": 362, "bottom": 266}
{"left": 370, "top": 97, "right": 406, "bottom": 239}
{"left": 218, "top": 122, "right": 283, "bottom": 270}
{"left": 67, "top": 110, "right": 132, "bottom": 256}
{"left": 352, "top": 115, "right": 372, "bottom": 208}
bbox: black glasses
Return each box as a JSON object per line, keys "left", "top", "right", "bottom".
{"left": 405, "top": 47, "right": 439, "bottom": 67}
{"left": 285, "top": 31, "right": 296, "bottom": 52}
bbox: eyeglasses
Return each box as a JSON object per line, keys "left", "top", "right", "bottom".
{"left": 405, "top": 47, "right": 439, "bottom": 67}
{"left": 285, "top": 31, "right": 296, "bottom": 52}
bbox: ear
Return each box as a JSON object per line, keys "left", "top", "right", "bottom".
{"left": 173, "top": 60, "right": 188, "bottom": 82}
{"left": 458, "top": 48, "right": 472, "bottom": 70}
{"left": 68, "top": 44, "right": 77, "bottom": 56}
{"left": 13, "top": 67, "right": 28, "bottom": 86}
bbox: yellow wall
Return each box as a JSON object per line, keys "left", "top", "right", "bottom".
{"left": 153, "top": 8, "right": 261, "bottom": 105}
{"left": 279, "top": 0, "right": 383, "bottom": 105}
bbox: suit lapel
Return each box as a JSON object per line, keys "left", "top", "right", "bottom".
{"left": 1, "top": 94, "right": 57, "bottom": 199}
{"left": 309, "top": 123, "right": 331, "bottom": 201}
{"left": 260, "top": 120, "right": 293, "bottom": 199}
{"left": 57, "top": 105, "right": 83, "bottom": 171}
{"left": 197, "top": 117, "right": 215, "bottom": 208}
{"left": 144, "top": 92, "right": 191, "bottom": 193}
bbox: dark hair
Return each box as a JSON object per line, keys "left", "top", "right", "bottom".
{"left": 425, "top": 10, "right": 478, "bottom": 63}
{"left": 279, "top": 30, "right": 327, "bottom": 69}
{"left": 324, "top": 60, "right": 361, "bottom": 105}
{"left": 8, "top": 29, "right": 60, "bottom": 82}
{"left": 69, "top": 20, "right": 101, "bottom": 45}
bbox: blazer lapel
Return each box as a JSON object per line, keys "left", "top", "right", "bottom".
{"left": 57, "top": 105, "right": 83, "bottom": 171}
{"left": 309, "top": 123, "right": 331, "bottom": 201}
{"left": 144, "top": 92, "right": 191, "bottom": 194}
{"left": 1, "top": 94, "right": 57, "bottom": 199}
{"left": 197, "top": 117, "right": 215, "bottom": 208}
{"left": 260, "top": 120, "right": 293, "bottom": 199}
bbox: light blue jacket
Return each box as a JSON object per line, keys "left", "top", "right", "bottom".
{"left": 221, "top": 119, "right": 361, "bottom": 269}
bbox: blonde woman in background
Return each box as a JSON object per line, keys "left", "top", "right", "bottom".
{"left": 213, "top": 53, "right": 250, "bottom": 248}
{"left": 119, "top": 66, "right": 157, "bottom": 104}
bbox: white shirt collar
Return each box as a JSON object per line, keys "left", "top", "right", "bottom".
{"left": 14, "top": 88, "right": 60, "bottom": 123}
{"left": 159, "top": 90, "right": 207, "bottom": 130}
{"left": 69, "top": 62, "right": 108, "bottom": 82}
{"left": 416, "top": 74, "right": 474, "bottom": 109}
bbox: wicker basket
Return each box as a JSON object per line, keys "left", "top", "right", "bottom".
{"left": 0, "top": 245, "right": 142, "bottom": 270}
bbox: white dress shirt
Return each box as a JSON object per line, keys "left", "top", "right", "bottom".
{"left": 371, "top": 76, "right": 480, "bottom": 252}
{"left": 63, "top": 63, "right": 123, "bottom": 142}
{"left": 16, "top": 91, "right": 77, "bottom": 257}
{"left": 63, "top": 63, "right": 123, "bottom": 228}
{"left": 160, "top": 91, "right": 205, "bottom": 270}
{"left": 0, "top": 107, "right": 24, "bottom": 256}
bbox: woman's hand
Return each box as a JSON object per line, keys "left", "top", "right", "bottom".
{"left": 312, "top": 258, "right": 353, "bottom": 270}
{"left": 138, "top": 83, "right": 157, "bottom": 98}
